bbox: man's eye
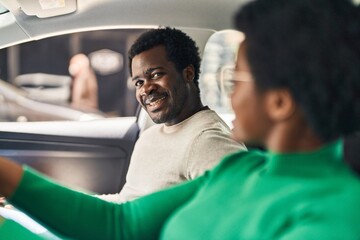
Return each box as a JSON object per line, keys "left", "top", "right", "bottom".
{"left": 135, "top": 80, "right": 143, "bottom": 87}
{"left": 151, "top": 72, "right": 163, "bottom": 79}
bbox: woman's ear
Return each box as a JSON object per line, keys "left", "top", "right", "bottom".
{"left": 265, "top": 89, "right": 296, "bottom": 122}
{"left": 183, "top": 65, "right": 195, "bottom": 83}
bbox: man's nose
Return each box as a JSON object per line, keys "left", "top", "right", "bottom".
{"left": 140, "top": 80, "right": 156, "bottom": 96}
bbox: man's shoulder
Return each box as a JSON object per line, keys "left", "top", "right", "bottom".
{"left": 188, "top": 110, "right": 246, "bottom": 156}
{"left": 187, "top": 109, "right": 231, "bottom": 131}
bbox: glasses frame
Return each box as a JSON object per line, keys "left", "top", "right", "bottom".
{"left": 220, "top": 64, "right": 253, "bottom": 97}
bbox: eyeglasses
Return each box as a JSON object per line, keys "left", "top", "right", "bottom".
{"left": 220, "top": 65, "right": 253, "bottom": 97}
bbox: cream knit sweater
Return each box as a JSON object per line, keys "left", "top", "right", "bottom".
{"left": 99, "top": 109, "right": 246, "bottom": 202}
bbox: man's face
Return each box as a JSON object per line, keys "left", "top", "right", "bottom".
{"left": 131, "top": 45, "right": 189, "bottom": 125}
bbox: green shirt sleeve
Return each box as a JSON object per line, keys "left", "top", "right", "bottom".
{"left": 9, "top": 166, "right": 205, "bottom": 240}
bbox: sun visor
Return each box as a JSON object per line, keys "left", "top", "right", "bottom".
{"left": 16, "top": 0, "right": 77, "bottom": 18}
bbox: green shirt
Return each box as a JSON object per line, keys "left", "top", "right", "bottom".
{"left": 6, "top": 140, "right": 360, "bottom": 239}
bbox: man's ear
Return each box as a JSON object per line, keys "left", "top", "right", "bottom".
{"left": 182, "top": 65, "right": 195, "bottom": 83}
{"left": 265, "top": 89, "right": 296, "bottom": 122}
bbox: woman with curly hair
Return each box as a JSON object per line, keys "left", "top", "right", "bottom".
{"left": 1, "top": 0, "right": 360, "bottom": 239}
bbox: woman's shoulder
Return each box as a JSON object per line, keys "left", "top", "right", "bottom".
{"left": 210, "top": 149, "right": 267, "bottom": 175}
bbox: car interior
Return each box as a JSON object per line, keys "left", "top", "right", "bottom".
{"left": 0, "top": 0, "right": 246, "bottom": 196}
{"left": 0, "top": 0, "right": 359, "bottom": 194}
{"left": 0, "top": 0, "right": 359, "bottom": 238}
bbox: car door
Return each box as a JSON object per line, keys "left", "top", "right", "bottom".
{"left": 0, "top": 115, "right": 142, "bottom": 195}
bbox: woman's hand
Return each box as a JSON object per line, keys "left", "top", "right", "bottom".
{"left": 0, "top": 197, "right": 13, "bottom": 209}
{"left": 0, "top": 157, "right": 23, "bottom": 198}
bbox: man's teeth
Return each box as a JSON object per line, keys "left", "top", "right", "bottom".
{"left": 148, "top": 96, "right": 165, "bottom": 106}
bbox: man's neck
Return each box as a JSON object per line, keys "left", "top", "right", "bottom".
{"left": 164, "top": 103, "right": 208, "bottom": 126}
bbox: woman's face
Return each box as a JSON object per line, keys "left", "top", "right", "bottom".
{"left": 231, "top": 44, "right": 272, "bottom": 144}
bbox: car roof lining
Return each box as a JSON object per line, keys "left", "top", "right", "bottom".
{"left": 0, "top": 0, "right": 252, "bottom": 49}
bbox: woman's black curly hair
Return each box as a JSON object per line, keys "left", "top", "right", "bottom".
{"left": 128, "top": 27, "right": 201, "bottom": 90}
{"left": 234, "top": 0, "right": 360, "bottom": 142}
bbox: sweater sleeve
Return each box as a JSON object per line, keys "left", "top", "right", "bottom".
{"left": 186, "top": 128, "right": 246, "bottom": 179}
{"left": 8, "top": 166, "right": 205, "bottom": 240}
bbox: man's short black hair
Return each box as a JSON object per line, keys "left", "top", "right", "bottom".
{"left": 235, "top": 0, "right": 360, "bottom": 141}
{"left": 128, "top": 27, "right": 201, "bottom": 90}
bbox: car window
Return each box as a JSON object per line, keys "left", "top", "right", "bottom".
{"left": 200, "top": 30, "right": 245, "bottom": 127}
{"left": 0, "top": 29, "right": 148, "bottom": 122}
{"left": 0, "top": 28, "right": 241, "bottom": 123}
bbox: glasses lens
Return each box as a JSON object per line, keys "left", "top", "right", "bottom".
{"left": 220, "top": 65, "right": 253, "bottom": 97}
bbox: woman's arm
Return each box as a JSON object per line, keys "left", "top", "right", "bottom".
{"left": 7, "top": 166, "right": 205, "bottom": 240}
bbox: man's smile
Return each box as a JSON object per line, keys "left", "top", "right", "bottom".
{"left": 144, "top": 94, "right": 168, "bottom": 111}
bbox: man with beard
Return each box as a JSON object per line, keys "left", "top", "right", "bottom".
{"left": 97, "top": 27, "right": 245, "bottom": 202}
